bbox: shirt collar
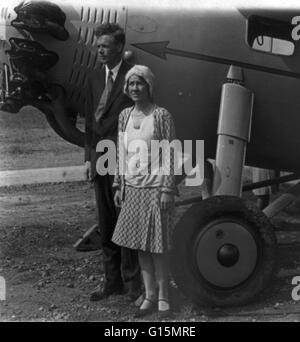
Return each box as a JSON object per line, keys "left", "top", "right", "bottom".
{"left": 105, "top": 59, "right": 122, "bottom": 82}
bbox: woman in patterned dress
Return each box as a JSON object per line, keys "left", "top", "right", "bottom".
{"left": 112, "top": 65, "right": 177, "bottom": 318}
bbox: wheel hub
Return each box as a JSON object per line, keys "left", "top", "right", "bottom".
{"left": 194, "top": 218, "right": 258, "bottom": 288}
{"left": 217, "top": 244, "right": 240, "bottom": 267}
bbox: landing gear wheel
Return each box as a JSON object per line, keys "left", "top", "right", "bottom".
{"left": 170, "top": 196, "right": 277, "bottom": 307}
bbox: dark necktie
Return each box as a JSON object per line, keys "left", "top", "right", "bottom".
{"left": 95, "top": 70, "right": 114, "bottom": 122}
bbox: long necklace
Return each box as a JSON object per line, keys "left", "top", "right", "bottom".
{"left": 132, "top": 104, "right": 154, "bottom": 129}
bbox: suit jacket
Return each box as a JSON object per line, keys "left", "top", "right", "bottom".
{"left": 84, "top": 60, "right": 133, "bottom": 179}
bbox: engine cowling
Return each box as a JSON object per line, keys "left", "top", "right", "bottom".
{"left": 0, "top": 0, "right": 87, "bottom": 146}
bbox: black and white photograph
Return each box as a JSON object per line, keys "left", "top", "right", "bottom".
{"left": 1, "top": 0, "right": 300, "bottom": 325}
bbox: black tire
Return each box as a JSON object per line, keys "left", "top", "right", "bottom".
{"left": 170, "top": 195, "right": 277, "bottom": 307}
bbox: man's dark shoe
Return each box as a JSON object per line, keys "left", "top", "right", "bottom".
{"left": 90, "top": 286, "right": 124, "bottom": 302}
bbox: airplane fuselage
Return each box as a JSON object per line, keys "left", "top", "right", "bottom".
{"left": 1, "top": 0, "right": 300, "bottom": 172}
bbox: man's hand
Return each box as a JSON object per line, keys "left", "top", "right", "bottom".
{"left": 85, "top": 161, "right": 92, "bottom": 181}
{"left": 114, "top": 189, "right": 122, "bottom": 208}
{"left": 160, "top": 192, "right": 174, "bottom": 210}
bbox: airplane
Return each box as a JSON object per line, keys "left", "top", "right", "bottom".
{"left": 1, "top": 0, "right": 300, "bottom": 307}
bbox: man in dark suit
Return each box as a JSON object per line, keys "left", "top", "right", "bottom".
{"left": 84, "top": 23, "right": 140, "bottom": 301}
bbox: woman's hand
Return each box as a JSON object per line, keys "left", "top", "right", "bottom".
{"left": 114, "top": 190, "right": 122, "bottom": 208}
{"left": 160, "top": 192, "right": 174, "bottom": 210}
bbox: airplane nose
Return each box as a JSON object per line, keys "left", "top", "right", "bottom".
{"left": 0, "top": 1, "right": 84, "bottom": 147}
{"left": 0, "top": 1, "right": 66, "bottom": 113}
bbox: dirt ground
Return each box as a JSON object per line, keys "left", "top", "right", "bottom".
{"left": 1, "top": 108, "right": 300, "bottom": 322}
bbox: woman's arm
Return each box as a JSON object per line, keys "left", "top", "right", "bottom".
{"left": 159, "top": 109, "right": 178, "bottom": 195}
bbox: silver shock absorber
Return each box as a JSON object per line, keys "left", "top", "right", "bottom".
{"left": 212, "top": 65, "right": 254, "bottom": 197}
